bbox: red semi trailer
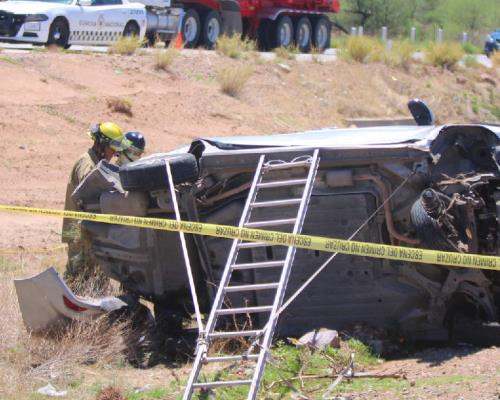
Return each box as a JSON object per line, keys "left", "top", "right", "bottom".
{"left": 179, "top": 0, "right": 340, "bottom": 51}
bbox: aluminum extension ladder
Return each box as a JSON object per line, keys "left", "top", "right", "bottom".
{"left": 183, "top": 149, "right": 320, "bottom": 400}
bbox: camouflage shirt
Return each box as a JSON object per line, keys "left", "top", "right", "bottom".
{"left": 62, "top": 148, "right": 100, "bottom": 242}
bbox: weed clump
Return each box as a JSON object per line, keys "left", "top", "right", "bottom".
{"left": 107, "top": 97, "right": 133, "bottom": 117}
{"left": 217, "top": 64, "right": 253, "bottom": 97}
{"left": 153, "top": 47, "right": 179, "bottom": 71}
{"left": 216, "top": 35, "right": 255, "bottom": 59}
{"left": 345, "top": 36, "right": 379, "bottom": 63}
{"left": 273, "top": 45, "right": 299, "bottom": 60}
{"left": 425, "top": 42, "right": 464, "bottom": 69}
{"left": 109, "top": 36, "right": 143, "bottom": 56}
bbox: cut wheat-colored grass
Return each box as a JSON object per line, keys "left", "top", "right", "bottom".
{"left": 216, "top": 35, "right": 255, "bottom": 59}
{"left": 216, "top": 64, "right": 253, "bottom": 97}
{"left": 425, "top": 42, "right": 464, "bottom": 69}
{"left": 491, "top": 51, "right": 500, "bottom": 67}
{"left": 153, "top": 48, "right": 179, "bottom": 71}
{"left": 273, "top": 45, "right": 299, "bottom": 60}
{"left": 107, "top": 97, "right": 133, "bottom": 117}
{"left": 108, "top": 36, "right": 144, "bottom": 55}
{"left": 344, "top": 36, "right": 380, "bottom": 63}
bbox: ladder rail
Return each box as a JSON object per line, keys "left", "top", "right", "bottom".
{"left": 247, "top": 149, "right": 320, "bottom": 399}
{"left": 182, "top": 155, "right": 266, "bottom": 400}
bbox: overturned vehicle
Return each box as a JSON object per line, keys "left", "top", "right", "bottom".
{"left": 19, "top": 115, "right": 500, "bottom": 344}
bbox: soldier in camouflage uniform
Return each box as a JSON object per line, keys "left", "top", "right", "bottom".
{"left": 63, "top": 122, "right": 128, "bottom": 289}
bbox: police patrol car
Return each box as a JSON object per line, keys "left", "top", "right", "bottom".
{"left": 0, "top": 0, "right": 178, "bottom": 48}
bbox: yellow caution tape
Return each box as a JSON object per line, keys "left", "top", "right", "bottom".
{"left": 0, "top": 204, "right": 499, "bottom": 271}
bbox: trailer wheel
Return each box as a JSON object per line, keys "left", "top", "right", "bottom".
{"left": 313, "top": 16, "right": 331, "bottom": 51}
{"left": 295, "top": 16, "right": 312, "bottom": 53}
{"left": 202, "top": 10, "right": 222, "bottom": 49}
{"left": 274, "top": 16, "right": 294, "bottom": 48}
{"left": 182, "top": 9, "right": 201, "bottom": 48}
{"left": 119, "top": 153, "right": 199, "bottom": 192}
{"left": 258, "top": 19, "right": 272, "bottom": 51}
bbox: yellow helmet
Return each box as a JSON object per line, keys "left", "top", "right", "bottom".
{"left": 88, "top": 122, "right": 128, "bottom": 152}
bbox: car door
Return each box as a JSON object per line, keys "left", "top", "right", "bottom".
{"left": 71, "top": 0, "right": 127, "bottom": 45}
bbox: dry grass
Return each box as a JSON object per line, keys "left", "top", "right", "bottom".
{"left": 391, "top": 40, "right": 416, "bottom": 67}
{"left": 153, "top": 47, "right": 179, "bottom": 71}
{"left": 273, "top": 45, "right": 299, "bottom": 60}
{"left": 344, "top": 36, "right": 380, "bottom": 63}
{"left": 425, "top": 42, "right": 464, "bottom": 70}
{"left": 107, "top": 97, "right": 133, "bottom": 117}
{"left": 215, "top": 35, "right": 255, "bottom": 59}
{"left": 96, "top": 386, "right": 126, "bottom": 400}
{"left": 0, "top": 251, "right": 136, "bottom": 399}
{"left": 491, "top": 51, "right": 500, "bottom": 67}
{"left": 216, "top": 64, "right": 253, "bottom": 97}
{"left": 108, "top": 36, "right": 144, "bottom": 56}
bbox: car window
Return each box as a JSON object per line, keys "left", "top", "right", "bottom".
{"left": 91, "top": 0, "right": 122, "bottom": 5}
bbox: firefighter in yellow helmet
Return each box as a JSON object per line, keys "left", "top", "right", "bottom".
{"left": 63, "top": 122, "right": 128, "bottom": 283}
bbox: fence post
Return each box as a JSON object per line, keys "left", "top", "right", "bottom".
{"left": 437, "top": 28, "right": 443, "bottom": 43}
{"left": 462, "top": 32, "right": 468, "bottom": 43}
{"left": 381, "top": 26, "right": 388, "bottom": 42}
{"left": 350, "top": 26, "right": 357, "bottom": 36}
{"left": 358, "top": 26, "right": 364, "bottom": 36}
{"left": 410, "top": 27, "right": 416, "bottom": 42}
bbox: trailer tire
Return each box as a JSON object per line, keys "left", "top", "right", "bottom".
{"left": 273, "top": 15, "right": 294, "bottom": 48}
{"left": 182, "top": 9, "right": 201, "bottom": 48}
{"left": 203, "top": 10, "right": 222, "bottom": 49}
{"left": 313, "top": 16, "right": 331, "bottom": 51}
{"left": 258, "top": 19, "right": 272, "bottom": 51}
{"left": 119, "top": 153, "right": 199, "bottom": 192}
{"left": 295, "top": 16, "right": 312, "bottom": 53}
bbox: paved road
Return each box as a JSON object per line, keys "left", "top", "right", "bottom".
{"left": 0, "top": 42, "right": 492, "bottom": 67}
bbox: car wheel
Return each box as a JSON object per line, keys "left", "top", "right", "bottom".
{"left": 123, "top": 21, "right": 140, "bottom": 37}
{"left": 203, "top": 10, "right": 222, "bottom": 49}
{"left": 295, "top": 16, "right": 312, "bottom": 53}
{"left": 119, "top": 153, "right": 199, "bottom": 192}
{"left": 273, "top": 15, "right": 294, "bottom": 48}
{"left": 313, "top": 16, "right": 331, "bottom": 51}
{"left": 182, "top": 9, "right": 201, "bottom": 48}
{"left": 47, "top": 18, "right": 70, "bottom": 49}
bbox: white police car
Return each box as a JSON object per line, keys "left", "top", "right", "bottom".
{"left": 0, "top": 0, "right": 148, "bottom": 48}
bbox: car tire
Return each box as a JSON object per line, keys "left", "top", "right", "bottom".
{"left": 123, "top": 21, "right": 140, "bottom": 37}
{"left": 119, "top": 153, "right": 199, "bottom": 192}
{"left": 313, "top": 16, "right": 331, "bottom": 51}
{"left": 273, "top": 15, "right": 294, "bottom": 48}
{"left": 295, "top": 16, "right": 312, "bottom": 53}
{"left": 47, "top": 17, "right": 70, "bottom": 49}
{"left": 182, "top": 8, "right": 201, "bottom": 48}
{"left": 202, "top": 10, "right": 222, "bottom": 49}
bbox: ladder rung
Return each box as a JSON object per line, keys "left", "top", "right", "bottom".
{"left": 216, "top": 306, "right": 273, "bottom": 315}
{"left": 257, "top": 178, "right": 308, "bottom": 188}
{"left": 192, "top": 379, "right": 252, "bottom": 389}
{"left": 209, "top": 330, "right": 262, "bottom": 338}
{"left": 204, "top": 354, "right": 260, "bottom": 363}
{"left": 244, "top": 218, "right": 296, "bottom": 228}
{"left": 250, "top": 198, "right": 302, "bottom": 208}
{"left": 264, "top": 159, "right": 311, "bottom": 170}
{"left": 237, "top": 241, "right": 270, "bottom": 249}
{"left": 232, "top": 260, "right": 285, "bottom": 270}
{"left": 225, "top": 283, "right": 279, "bottom": 292}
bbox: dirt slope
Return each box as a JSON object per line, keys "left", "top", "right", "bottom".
{"left": 0, "top": 50, "right": 498, "bottom": 248}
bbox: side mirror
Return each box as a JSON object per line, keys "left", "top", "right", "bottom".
{"left": 408, "top": 99, "right": 435, "bottom": 126}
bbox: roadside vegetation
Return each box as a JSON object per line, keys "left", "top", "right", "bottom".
{"left": 215, "top": 35, "right": 256, "bottom": 59}
{"left": 107, "top": 97, "right": 133, "bottom": 117}
{"left": 216, "top": 64, "right": 253, "bottom": 97}
{"left": 109, "top": 36, "right": 144, "bottom": 56}
{"left": 424, "top": 42, "right": 464, "bottom": 69}
{"left": 152, "top": 47, "right": 179, "bottom": 71}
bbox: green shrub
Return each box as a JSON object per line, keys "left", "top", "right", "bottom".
{"left": 461, "top": 42, "right": 482, "bottom": 55}
{"left": 425, "top": 42, "right": 464, "bottom": 69}
{"left": 345, "top": 36, "right": 381, "bottom": 63}
{"left": 216, "top": 35, "right": 255, "bottom": 59}
{"left": 392, "top": 40, "right": 416, "bottom": 66}
{"left": 216, "top": 64, "right": 253, "bottom": 97}
{"left": 108, "top": 36, "right": 144, "bottom": 55}
{"left": 153, "top": 48, "right": 179, "bottom": 71}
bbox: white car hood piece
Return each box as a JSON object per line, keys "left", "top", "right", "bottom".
{"left": 0, "top": 1, "right": 68, "bottom": 14}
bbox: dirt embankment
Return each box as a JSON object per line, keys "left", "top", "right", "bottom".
{"left": 0, "top": 50, "right": 498, "bottom": 248}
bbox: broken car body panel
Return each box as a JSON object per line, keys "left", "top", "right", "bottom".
{"left": 15, "top": 267, "right": 127, "bottom": 332}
